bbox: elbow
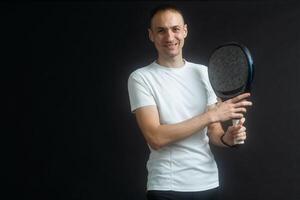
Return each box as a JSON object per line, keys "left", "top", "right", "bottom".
{"left": 142, "top": 126, "right": 168, "bottom": 150}
{"left": 148, "top": 141, "right": 163, "bottom": 150}
{"left": 147, "top": 135, "right": 166, "bottom": 151}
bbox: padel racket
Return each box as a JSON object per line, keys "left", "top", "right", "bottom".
{"left": 208, "top": 42, "right": 254, "bottom": 144}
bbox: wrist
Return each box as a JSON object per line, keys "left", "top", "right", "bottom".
{"left": 206, "top": 110, "right": 218, "bottom": 124}
{"left": 220, "top": 134, "right": 237, "bottom": 148}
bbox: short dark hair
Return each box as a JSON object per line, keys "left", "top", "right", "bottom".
{"left": 149, "top": 4, "right": 185, "bottom": 29}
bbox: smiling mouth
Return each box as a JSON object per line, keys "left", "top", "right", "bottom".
{"left": 165, "top": 43, "right": 178, "bottom": 49}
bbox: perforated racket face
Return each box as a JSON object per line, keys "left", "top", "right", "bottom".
{"left": 208, "top": 44, "right": 252, "bottom": 100}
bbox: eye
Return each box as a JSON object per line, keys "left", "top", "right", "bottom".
{"left": 173, "top": 27, "right": 181, "bottom": 32}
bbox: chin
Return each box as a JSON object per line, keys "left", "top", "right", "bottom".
{"left": 167, "top": 51, "right": 180, "bottom": 57}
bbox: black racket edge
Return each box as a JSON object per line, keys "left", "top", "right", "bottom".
{"left": 208, "top": 42, "right": 255, "bottom": 93}
{"left": 242, "top": 45, "right": 255, "bottom": 93}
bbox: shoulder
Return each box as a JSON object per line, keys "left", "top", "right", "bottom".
{"left": 185, "top": 60, "right": 208, "bottom": 73}
{"left": 128, "top": 62, "right": 156, "bottom": 82}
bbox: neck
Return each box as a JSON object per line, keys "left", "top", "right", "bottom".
{"left": 156, "top": 55, "right": 185, "bottom": 68}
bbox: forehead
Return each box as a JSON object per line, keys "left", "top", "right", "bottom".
{"left": 151, "top": 10, "right": 184, "bottom": 29}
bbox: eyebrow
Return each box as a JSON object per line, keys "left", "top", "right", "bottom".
{"left": 155, "top": 25, "right": 181, "bottom": 30}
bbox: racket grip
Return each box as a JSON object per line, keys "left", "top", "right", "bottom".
{"left": 232, "top": 119, "right": 244, "bottom": 145}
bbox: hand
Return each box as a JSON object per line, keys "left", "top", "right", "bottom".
{"left": 223, "top": 117, "right": 247, "bottom": 146}
{"left": 208, "top": 93, "right": 252, "bottom": 123}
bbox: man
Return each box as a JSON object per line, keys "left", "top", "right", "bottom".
{"left": 128, "top": 4, "right": 252, "bottom": 200}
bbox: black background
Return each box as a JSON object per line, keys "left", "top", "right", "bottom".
{"left": 5, "top": 1, "right": 300, "bottom": 200}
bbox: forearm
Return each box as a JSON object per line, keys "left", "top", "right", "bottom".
{"left": 148, "top": 112, "right": 213, "bottom": 149}
{"left": 136, "top": 94, "right": 252, "bottom": 150}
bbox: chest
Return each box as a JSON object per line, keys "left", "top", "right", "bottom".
{"left": 148, "top": 71, "right": 208, "bottom": 123}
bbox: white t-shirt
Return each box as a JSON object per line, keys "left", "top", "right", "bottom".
{"left": 127, "top": 60, "right": 219, "bottom": 192}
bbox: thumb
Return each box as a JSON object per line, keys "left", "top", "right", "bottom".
{"left": 239, "top": 117, "right": 246, "bottom": 125}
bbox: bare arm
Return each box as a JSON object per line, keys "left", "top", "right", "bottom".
{"left": 207, "top": 120, "right": 226, "bottom": 147}
{"left": 135, "top": 93, "right": 252, "bottom": 150}
{"left": 135, "top": 105, "right": 213, "bottom": 150}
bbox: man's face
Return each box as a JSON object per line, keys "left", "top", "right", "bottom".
{"left": 149, "top": 10, "right": 187, "bottom": 59}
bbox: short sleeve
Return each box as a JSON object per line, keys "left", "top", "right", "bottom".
{"left": 127, "top": 72, "right": 156, "bottom": 113}
{"left": 202, "top": 67, "right": 218, "bottom": 106}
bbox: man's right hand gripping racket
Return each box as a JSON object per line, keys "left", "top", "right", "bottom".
{"left": 208, "top": 42, "right": 254, "bottom": 145}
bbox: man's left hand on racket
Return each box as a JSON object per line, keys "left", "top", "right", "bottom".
{"left": 223, "top": 117, "right": 247, "bottom": 146}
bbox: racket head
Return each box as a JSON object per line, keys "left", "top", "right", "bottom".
{"left": 208, "top": 42, "right": 254, "bottom": 100}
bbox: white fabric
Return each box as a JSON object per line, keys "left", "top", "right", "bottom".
{"left": 127, "top": 60, "right": 219, "bottom": 191}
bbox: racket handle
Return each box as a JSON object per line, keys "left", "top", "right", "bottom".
{"left": 232, "top": 119, "right": 244, "bottom": 145}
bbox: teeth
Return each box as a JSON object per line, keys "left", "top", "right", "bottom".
{"left": 167, "top": 43, "right": 177, "bottom": 47}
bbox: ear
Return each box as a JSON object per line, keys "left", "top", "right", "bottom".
{"left": 148, "top": 28, "right": 154, "bottom": 42}
{"left": 183, "top": 24, "right": 188, "bottom": 38}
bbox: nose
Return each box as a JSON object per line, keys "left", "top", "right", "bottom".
{"left": 165, "top": 29, "right": 174, "bottom": 41}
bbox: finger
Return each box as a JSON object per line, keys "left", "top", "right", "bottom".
{"left": 229, "top": 93, "right": 251, "bottom": 103}
{"left": 235, "top": 136, "right": 246, "bottom": 142}
{"left": 231, "top": 126, "right": 246, "bottom": 135}
{"left": 238, "top": 126, "right": 246, "bottom": 133}
{"left": 234, "top": 100, "right": 253, "bottom": 108}
{"left": 232, "top": 113, "right": 244, "bottom": 120}
{"left": 229, "top": 124, "right": 243, "bottom": 133}
{"left": 234, "top": 107, "right": 247, "bottom": 113}
{"left": 235, "top": 131, "right": 246, "bottom": 137}
{"left": 227, "top": 125, "right": 239, "bottom": 133}
{"left": 235, "top": 132, "right": 247, "bottom": 141}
